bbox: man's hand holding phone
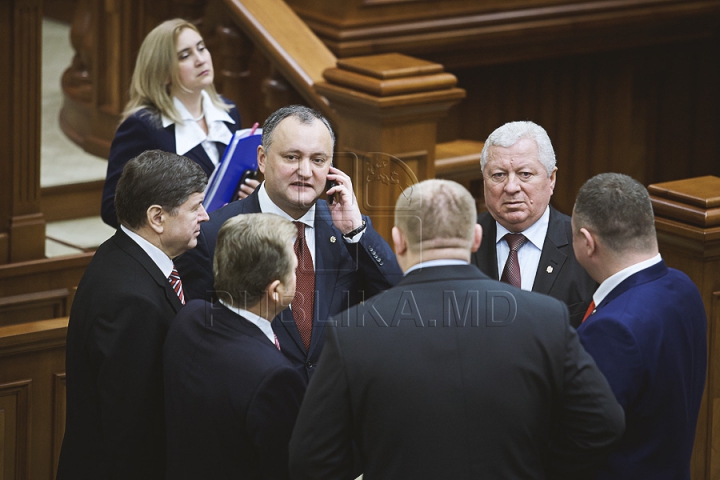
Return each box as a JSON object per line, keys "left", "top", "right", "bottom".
{"left": 326, "top": 166, "right": 364, "bottom": 239}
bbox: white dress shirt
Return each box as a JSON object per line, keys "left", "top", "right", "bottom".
{"left": 405, "top": 259, "right": 468, "bottom": 275}
{"left": 494, "top": 206, "right": 550, "bottom": 291}
{"left": 121, "top": 225, "right": 173, "bottom": 278}
{"left": 592, "top": 253, "right": 662, "bottom": 307}
{"left": 161, "top": 90, "right": 235, "bottom": 166}
{"left": 219, "top": 300, "right": 275, "bottom": 344}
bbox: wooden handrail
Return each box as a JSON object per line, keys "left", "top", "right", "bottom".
{"left": 223, "top": 0, "right": 337, "bottom": 120}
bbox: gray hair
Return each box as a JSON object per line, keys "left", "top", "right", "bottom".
{"left": 573, "top": 173, "right": 657, "bottom": 253}
{"left": 261, "top": 105, "right": 335, "bottom": 152}
{"left": 214, "top": 213, "right": 297, "bottom": 308}
{"left": 480, "top": 121, "right": 556, "bottom": 177}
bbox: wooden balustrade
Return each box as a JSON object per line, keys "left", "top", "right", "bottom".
{"left": 649, "top": 175, "right": 720, "bottom": 480}
{"left": 0, "top": 317, "right": 69, "bottom": 480}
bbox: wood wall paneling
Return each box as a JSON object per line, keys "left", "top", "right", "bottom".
{"left": 441, "top": 36, "right": 720, "bottom": 217}
{"left": 650, "top": 176, "right": 720, "bottom": 480}
{"left": 0, "top": 319, "right": 68, "bottom": 480}
{"left": 0, "top": 380, "right": 30, "bottom": 480}
{"left": 0, "top": 0, "right": 46, "bottom": 264}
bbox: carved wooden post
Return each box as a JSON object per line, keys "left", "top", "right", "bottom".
{"left": 649, "top": 175, "right": 720, "bottom": 480}
{"left": 60, "top": 0, "right": 163, "bottom": 158}
{"left": 315, "top": 53, "right": 465, "bottom": 241}
{"left": 0, "top": 0, "right": 45, "bottom": 263}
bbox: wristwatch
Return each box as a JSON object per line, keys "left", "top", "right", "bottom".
{"left": 342, "top": 220, "right": 367, "bottom": 239}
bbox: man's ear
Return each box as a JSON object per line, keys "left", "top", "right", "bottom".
{"left": 548, "top": 167, "right": 558, "bottom": 194}
{"left": 392, "top": 226, "right": 407, "bottom": 257}
{"left": 146, "top": 205, "right": 165, "bottom": 234}
{"left": 471, "top": 224, "right": 483, "bottom": 253}
{"left": 266, "top": 279, "right": 281, "bottom": 303}
{"left": 579, "top": 227, "right": 596, "bottom": 257}
{"left": 257, "top": 145, "right": 267, "bottom": 174}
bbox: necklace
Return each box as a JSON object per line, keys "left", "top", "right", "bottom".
{"left": 192, "top": 111, "right": 205, "bottom": 122}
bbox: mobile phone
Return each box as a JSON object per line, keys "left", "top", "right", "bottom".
{"left": 326, "top": 178, "right": 337, "bottom": 204}
{"left": 326, "top": 164, "right": 337, "bottom": 204}
{"left": 233, "top": 169, "right": 258, "bottom": 201}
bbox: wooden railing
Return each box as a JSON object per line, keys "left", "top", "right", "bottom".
{"left": 649, "top": 175, "right": 720, "bottom": 480}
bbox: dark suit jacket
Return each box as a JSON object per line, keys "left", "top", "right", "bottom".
{"left": 101, "top": 101, "right": 241, "bottom": 228}
{"left": 174, "top": 189, "right": 403, "bottom": 381}
{"left": 57, "top": 229, "right": 184, "bottom": 480}
{"left": 164, "top": 300, "right": 306, "bottom": 480}
{"left": 577, "top": 261, "right": 707, "bottom": 480}
{"left": 289, "top": 265, "right": 625, "bottom": 480}
{"left": 472, "top": 206, "right": 597, "bottom": 327}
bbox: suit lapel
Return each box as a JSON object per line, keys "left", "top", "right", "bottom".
{"left": 532, "top": 207, "right": 569, "bottom": 295}
{"left": 473, "top": 212, "right": 499, "bottom": 280}
{"left": 597, "top": 261, "right": 668, "bottom": 312}
{"left": 113, "top": 229, "right": 184, "bottom": 313}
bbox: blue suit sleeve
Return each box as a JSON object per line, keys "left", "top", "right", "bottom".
{"left": 578, "top": 315, "right": 645, "bottom": 410}
{"left": 350, "top": 216, "right": 403, "bottom": 297}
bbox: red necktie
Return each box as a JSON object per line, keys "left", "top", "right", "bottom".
{"left": 168, "top": 265, "right": 185, "bottom": 305}
{"left": 274, "top": 333, "right": 281, "bottom": 351}
{"left": 292, "top": 222, "right": 315, "bottom": 351}
{"left": 500, "top": 233, "right": 527, "bottom": 288}
{"left": 581, "top": 300, "right": 596, "bottom": 324}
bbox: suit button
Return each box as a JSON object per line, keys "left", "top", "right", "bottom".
{"left": 369, "top": 247, "right": 375, "bottom": 253}
{"left": 305, "top": 361, "right": 315, "bottom": 368}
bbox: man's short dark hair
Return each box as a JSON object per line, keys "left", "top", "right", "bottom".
{"left": 115, "top": 149, "right": 207, "bottom": 230}
{"left": 573, "top": 172, "right": 656, "bottom": 253}
{"left": 261, "top": 105, "right": 335, "bottom": 151}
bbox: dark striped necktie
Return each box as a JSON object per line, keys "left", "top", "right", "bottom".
{"left": 500, "top": 233, "right": 527, "bottom": 288}
{"left": 168, "top": 265, "right": 185, "bottom": 305}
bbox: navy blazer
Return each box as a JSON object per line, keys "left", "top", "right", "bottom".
{"left": 174, "top": 189, "right": 403, "bottom": 381}
{"left": 57, "top": 229, "right": 184, "bottom": 480}
{"left": 290, "top": 265, "right": 625, "bottom": 479}
{"left": 577, "top": 261, "right": 707, "bottom": 480}
{"left": 101, "top": 101, "right": 241, "bottom": 228}
{"left": 164, "top": 300, "right": 306, "bottom": 480}
{"left": 472, "top": 206, "right": 597, "bottom": 327}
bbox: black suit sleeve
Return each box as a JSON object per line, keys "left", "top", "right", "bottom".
{"left": 90, "top": 292, "right": 169, "bottom": 479}
{"left": 545, "top": 321, "right": 626, "bottom": 479}
{"left": 289, "top": 325, "right": 356, "bottom": 480}
{"left": 247, "top": 364, "right": 307, "bottom": 480}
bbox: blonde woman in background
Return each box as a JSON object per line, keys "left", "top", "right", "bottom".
{"left": 102, "top": 18, "right": 258, "bottom": 228}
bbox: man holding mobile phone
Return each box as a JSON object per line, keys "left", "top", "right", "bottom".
{"left": 176, "top": 105, "right": 402, "bottom": 381}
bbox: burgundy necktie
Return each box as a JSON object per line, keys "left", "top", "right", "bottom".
{"left": 500, "top": 233, "right": 527, "bottom": 288}
{"left": 168, "top": 265, "right": 185, "bottom": 305}
{"left": 581, "top": 300, "right": 596, "bottom": 323}
{"left": 292, "top": 222, "right": 315, "bottom": 351}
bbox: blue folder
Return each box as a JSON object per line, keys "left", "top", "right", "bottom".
{"left": 203, "top": 128, "right": 262, "bottom": 212}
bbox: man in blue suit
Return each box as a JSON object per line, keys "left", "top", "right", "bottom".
{"left": 573, "top": 173, "right": 707, "bottom": 480}
{"left": 176, "top": 105, "right": 402, "bottom": 381}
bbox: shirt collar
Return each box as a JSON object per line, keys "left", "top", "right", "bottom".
{"left": 593, "top": 253, "right": 663, "bottom": 306}
{"left": 257, "top": 182, "right": 315, "bottom": 228}
{"left": 120, "top": 225, "right": 174, "bottom": 277}
{"left": 495, "top": 205, "right": 550, "bottom": 249}
{"left": 161, "top": 91, "right": 235, "bottom": 155}
{"left": 405, "top": 259, "right": 468, "bottom": 275}
{"left": 219, "top": 300, "right": 275, "bottom": 344}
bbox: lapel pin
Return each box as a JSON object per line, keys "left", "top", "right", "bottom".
{"left": 546, "top": 266, "right": 553, "bottom": 274}
{"left": 330, "top": 236, "right": 337, "bottom": 243}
